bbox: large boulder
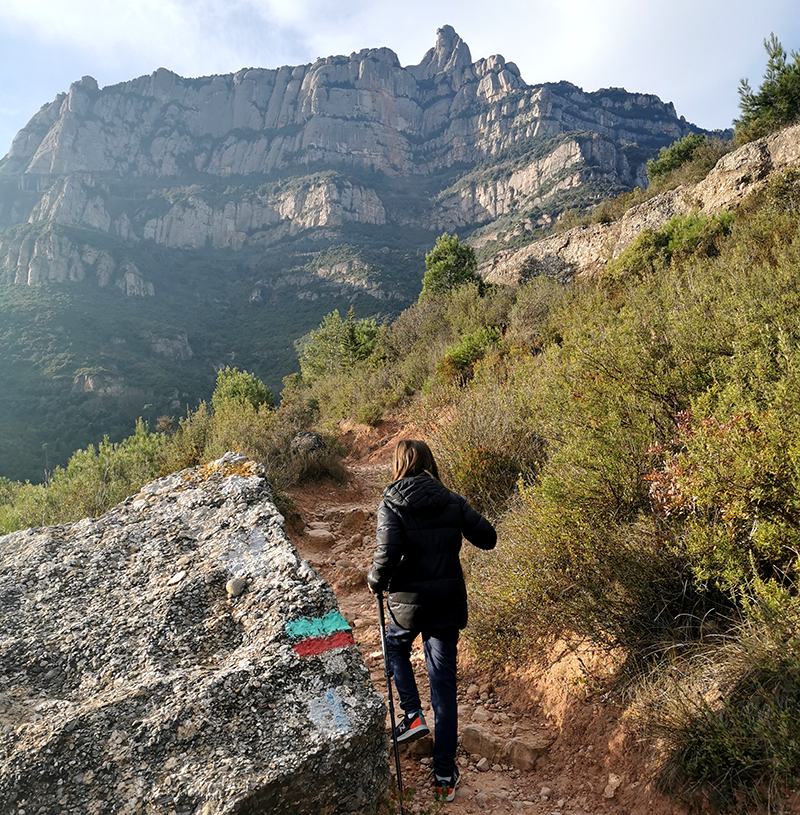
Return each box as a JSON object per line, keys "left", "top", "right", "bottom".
{"left": 0, "top": 453, "right": 387, "bottom": 814}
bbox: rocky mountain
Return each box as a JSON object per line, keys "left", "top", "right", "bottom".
{"left": 0, "top": 27, "right": 697, "bottom": 271}
{"left": 0, "top": 26, "right": 709, "bottom": 481}
{"left": 482, "top": 123, "right": 800, "bottom": 285}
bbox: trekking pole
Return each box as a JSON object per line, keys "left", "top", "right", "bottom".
{"left": 376, "top": 592, "right": 405, "bottom": 815}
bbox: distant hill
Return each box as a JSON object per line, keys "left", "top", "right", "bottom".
{"left": 0, "top": 25, "right": 712, "bottom": 482}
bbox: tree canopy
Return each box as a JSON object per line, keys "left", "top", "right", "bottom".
{"left": 421, "top": 233, "right": 484, "bottom": 297}
{"left": 736, "top": 33, "right": 800, "bottom": 143}
{"left": 211, "top": 366, "right": 273, "bottom": 412}
{"left": 297, "top": 307, "right": 379, "bottom": 381}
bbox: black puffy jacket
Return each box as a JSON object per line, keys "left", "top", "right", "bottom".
{"left": 367, "top": 474, "right": 496, "bottom": 631}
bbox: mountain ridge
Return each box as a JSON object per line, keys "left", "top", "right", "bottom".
{"left": 0, "top": 25, "right": 714, "bottom": 481}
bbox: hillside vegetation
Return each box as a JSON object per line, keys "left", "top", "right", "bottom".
{"left": 3, "top": 35, "right": 800, "bottom": 813}
{"left": 0, "top": 27, "right": 713, "bottom": 482}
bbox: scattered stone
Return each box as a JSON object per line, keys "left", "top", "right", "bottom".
{"left": 167, "top": 569, "right": 186, "bottom": 585}
{"left": 225, "top": 576, "right": 247, "bottom": 597}
{"left": 463, "top": 724, "right": 503, "bottom": 760}
{"left": 305, "top": 528, "right": 335, "bottom": 546}
{"left": 291, "top": 430, "right": 327, "bottom": 456}
{"left": 462, "top": 724, "right": 554, "bottom": 772}
{"left": 504, "top": 735, "right": 553, "bottom": 772}
{"left": 477, "top": 757, "right": 491, "bottom": 772}
{"left": 604, "top": 773, "right": 623, "bottom": 798}
{"left": 408, "top": 737, "right": 433, "bottom": 757}
{"left": 340, "top": 509, "right": 370, "bottom": 536}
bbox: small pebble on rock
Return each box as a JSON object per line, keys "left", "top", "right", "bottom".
{"left": 225, "top": 577, "right": 248, "bottom": 597}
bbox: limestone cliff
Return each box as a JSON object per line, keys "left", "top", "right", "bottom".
{"left": 0, "top": 26, "right": 715, "bottom": 483}
{"left": 481, "top": 123, "right": 800, "bottom": 285}
{"left": 0, "top": 26, "right": 702, "bottom": 290}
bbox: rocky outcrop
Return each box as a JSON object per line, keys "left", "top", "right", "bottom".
{"left": 261, "top": 257, "right": 404, "bottom": 303}
{"left": 138, "top": 179, "right": 386, "bottom": 251}
{"left": 0, "top": 26, "right": 704, "bottom": 290}
{"left": 0, "top": 28, "right": 687, "bottom": 183}
{"left": 431, "top": 135, "right": 646, "bottom": 230}
{"left": 0, "top": 453, "right": 387, "bottom": 814}
{"left": 483, "top": 123, "right": 800, "bottom": 285}
{"left": 0, "top": 227, "right": 153, "bottom": 293}
{"left": 149, "top": 332, "right": 194, "bottom": 361}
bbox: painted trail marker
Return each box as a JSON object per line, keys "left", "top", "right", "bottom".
{"left": 285, "top": 610, "right": 355, "bottom": 657}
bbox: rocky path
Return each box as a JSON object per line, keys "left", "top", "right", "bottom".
{"left": 286, "top": 440, "right": 688, "bottom": 815}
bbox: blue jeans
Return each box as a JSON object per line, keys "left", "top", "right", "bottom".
{"left": 386, "top": 623, "right": 459, "bottom": 778}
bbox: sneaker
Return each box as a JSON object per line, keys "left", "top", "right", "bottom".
{"left": 393, "top": 709, "right": 430, "bottom": 744}
{"left": 434, "top": 768, "right": 461, "bottom": 802}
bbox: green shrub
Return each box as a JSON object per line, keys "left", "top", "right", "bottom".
{"left": 647, "top": 133, "right": 707, "bottom": 184}
{"left": 652, "top": 137, "right": 732, "bottom": 192}
{"left": 651, "top": 583, "right": 800, "bottom": 813}
{"left": 603, "top": 212, "right": 735, "bottom": 286}
{"left": 0, "top": 419, "right": 164, "bottom": 531}
{"left": 415, "top": 353, "right": 547, "bottom": 515}
{"left": 590, "top": 188, "right": 648, "bottom": 224}
{"left": 211, "top": 366, "right": 273, "bottom": 412}
{"left": 647, "top": 408, "right": 800, "bottom": 594}
{"left": 162, "top": 396, "right": 345, "bottom": 492}
{"left": 736, "top": 33, "right": 800, "bottom": 144}
{"left": 157, "top": 402, "right": 214, "bottom": 475}
{"left": 436, "top": 326, "right": 501, "bottom": 383}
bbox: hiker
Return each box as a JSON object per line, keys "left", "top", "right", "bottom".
{"left": 367, "top": 439, "right": 497, "bottom": 802}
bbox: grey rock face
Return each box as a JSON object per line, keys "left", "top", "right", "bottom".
{"left": 0, "top": 452, "right": 387, "bottom": 814}
{"left": 483, "top": 123, "right": 800, "bottom": 285}
{"left": 0, "top": 27, "right": 701, "bottom": 290}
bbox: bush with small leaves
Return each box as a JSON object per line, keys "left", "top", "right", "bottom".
{"left": 421, "top": 233, "right": 483, "bottom": 297}
{"left": 736, "top": 33, "right": 800, "bottom": 143}
{"left": 211, "top": 366, "right": 273, "bottom": 412}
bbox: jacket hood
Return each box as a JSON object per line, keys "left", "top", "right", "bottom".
{"left": 382, "top": 474, "right": 452, "bottom": 516}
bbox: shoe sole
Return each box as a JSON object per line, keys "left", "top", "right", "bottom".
{"left": 395, "top": 724, "right": 430, "bottom": 744}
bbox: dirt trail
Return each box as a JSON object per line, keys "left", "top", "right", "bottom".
{"left": 285, "top": 422, "right": 688, "bottom": 815}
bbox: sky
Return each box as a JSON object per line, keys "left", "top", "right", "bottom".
{"left": 2, "top": 0, "right": 800, "bottom": 156}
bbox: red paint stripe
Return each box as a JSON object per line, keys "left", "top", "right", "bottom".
{"left": 293, "top": 630, "right": 355, "bottom": 657}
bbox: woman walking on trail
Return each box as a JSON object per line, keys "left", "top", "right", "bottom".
{"left": 367, "top": 439, "right": 497, "bottom": 802}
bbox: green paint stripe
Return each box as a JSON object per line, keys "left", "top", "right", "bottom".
{"left": 285, "top": 610, "right": 350, "bottom": 639}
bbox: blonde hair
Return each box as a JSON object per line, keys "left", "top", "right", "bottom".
{"left": 392, "top": 439, "right": 440, "bottom": 481}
